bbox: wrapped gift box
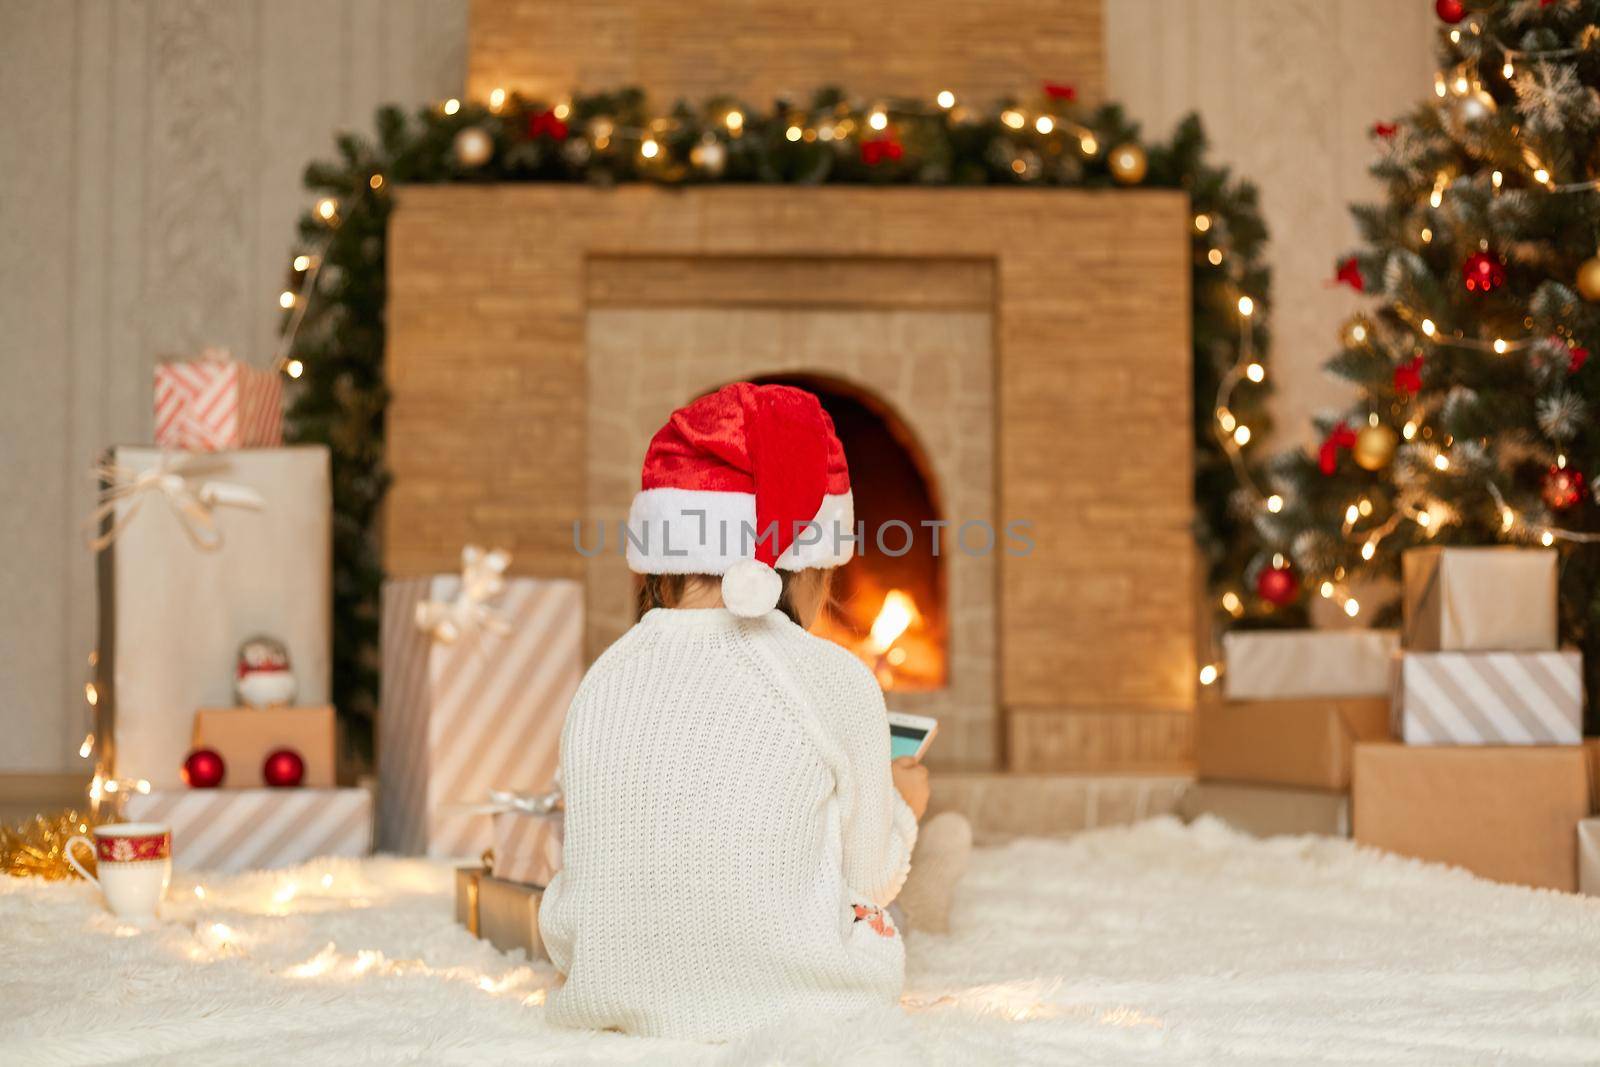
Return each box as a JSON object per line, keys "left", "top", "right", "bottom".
{"left": 1402, "top": 547, "right": 1558, "bottom": 652}
{"left": 122, "top": 787, "right": 371, "bottom": 872}
{"left": 377, "top": 576, "right": 581, "bottom": 858}
{"left": 1178, "top": 781, "right": 1350, "bottom": 838}
{"left": 1394, "top": 650, "right": 1583, "bottom": 745}
{"left": 455, "top": 865, "right": 546, "bottom": 958}
{"left": 491, "top": 812, "right": 563, "bottom": 887}
{"left": 1352, "top": 743, "right": 1593, "bottom": 891}
{"left": 1197, "top": 697, "right": 1390, "bottom": 790}
{"left": 95, "top": 447, "right": 331, "bottom": 787}
{"left": 154, "top": 350, "right": 282, "bottom": 451}
{"left": 1222, "top": 630, "right": 1399, "bottom": 700}
{"left": 1581, "top": 819, "right": 1600, "bottom": 897}
{"left": 192, "top": 706, "right": 336, "bottom": 788}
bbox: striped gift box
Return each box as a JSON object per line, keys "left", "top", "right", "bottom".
{"left": 378, "top": 578, "right": 582, "bottom": 858}
{"left": 154, "top": 351, "right": 283, "bottom": 451}
{"left": 121, "top": 788, "right": 372, "bottom": 872}
{"left": 1395, "top": 650, "right": 1583, "bottom": 745}
{"left": 491, "top": 812, "right": 563, "bottom": 887}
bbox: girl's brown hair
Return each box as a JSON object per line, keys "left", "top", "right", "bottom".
{"left": 636, "top": 569, "right": 833, "bottom": 629}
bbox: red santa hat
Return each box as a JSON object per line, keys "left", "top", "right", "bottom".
{"left": 628, "top": 382, "right": 854, "bottom": 616}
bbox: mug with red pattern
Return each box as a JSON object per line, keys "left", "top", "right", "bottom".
{"left": 64, "top": 822, "right": 172, "bottom": 922}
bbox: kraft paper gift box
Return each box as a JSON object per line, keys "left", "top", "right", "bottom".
{"left": 455, "top": 866, "right": 547, "bottom": 959}
{"left": 1401, "top": 546, "right": 1558, "bottom": 651}
{"left": 122, "top": 787, "right": 371, "bottom": 872}
{"left": 1178, "top": 782, "right": 1350, "bottom": 838}
{"left": 491, "top": 812, "right": 564, "bottom": 887}
{"left": 1197, "top": 697, "right": 1391, "bottom": 790}
{"left": 1581, "top": 819, "right": 1600, "bottom": 897}
{"left": 1393, "top": 650, "right": 1583, "bottom": 745}
{"left": 1222, "top": 630, "right": 1400, "bottom": 700}
{"left": 1352, "top": 742, "right": 1593, "bottom": 892}
{"left": 153, "top": 349, "right": 283, "bottom": 451}
{"left": 94, "top": 446, "right": 331, "bottom": 788}
{"left": 191, "top": 707, "right": 337, "bottom": 788}
{"left": 377, "top": 575, "right": 582, "bottom": 858}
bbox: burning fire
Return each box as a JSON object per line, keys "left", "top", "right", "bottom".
{"left": 867, "top": 590, "right": 920, "bottom": 655}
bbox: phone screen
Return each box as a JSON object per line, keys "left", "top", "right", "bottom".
{"left": 889, "top": 723, "right": 929, "bottom": 760}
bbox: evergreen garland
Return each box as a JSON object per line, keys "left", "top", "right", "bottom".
{"left": 282, "top": 85, "right": 1275, "bottom": 757}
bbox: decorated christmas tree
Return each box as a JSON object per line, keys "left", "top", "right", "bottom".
{"left": 1254, "top": 0, "right": 1600, "bottom": 724}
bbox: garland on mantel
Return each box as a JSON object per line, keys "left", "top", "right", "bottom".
{"left": 280, "top": 84, "right": 1278, "bottom": 758}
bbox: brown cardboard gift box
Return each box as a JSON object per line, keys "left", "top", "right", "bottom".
{"left": 1178, "top": 781, "right": 1350, "bottom": 838}
{"left": 1352, "top": 742, "right": 1594, "bottom": 891}
{"left": 455, "top": 866, "right": 547, "bottom": 958}
{"left": 1197, "top": 697, "right": 1390, "bottom": 790}
{"left": 192, "top": 706, "right": 336, "bottom": 788}
{"left": 1401, "top": 546, "right": 1558, "bottom": 652}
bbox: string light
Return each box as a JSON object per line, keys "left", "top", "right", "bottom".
{"left": 640, "top": 138, "right": 660, "bottom": 159}
{"left": 1198, "top": 664, "right": 1220, "bottom": 686}
{"left": 84, "top": 682, "right": 97, "bottom": 706}
{"left": 78, "top": 733, "right": 94, "bottom": 758}
{"left": 1402, "top": 420, "right": 1418, "bottom": 440}
{"left": 443, "top": 98, "right": 460, "bottom": 116}
{"left": 1493, "top": 338, "right": 1507, "bottom": 354}
{"left": 1221, "top": 591, "right": 1243, "bottom": 615}
{"left": 1491, "top": 170, "right": 1503, "bottom": 189}
{"left": 785, "top": 125, "right": 803, "bottom": 142}
{"left": 1344, "top": 598, "right": 1361, "bottom": 618}
{"left": 1502, "top": 506, "right": 1516, "bottom": 530}
{"left": 936, "top": 90, "right": 955, "bottom": 109}
{"left": 1034, "top": 115, "right": 1054, "bottom": 134}
{"left": 725, "top": 110, "right": 745, "bottom": 132}
{"left": 369, "top": 174, "right": 384, "bottom": 190}
{"left": 1000, "top": 109, "right": 1024, "bottom": 130}
{"left": 1266, "top": 494, "right": 1283, "bottom": 513}
{"left": 1217, "top": 409, "right": 1236, "bottom": 433}
{"left": 1207, "top": 248, "right": 1224, "bottom": 266}
{"left": 1194, "top": 214, "right": 1211, "bottom": 233}
{"left": 1233, "top": 425, "right": 1251, "bottom": 446}
{"left": 1320, "top": 581, "right": 1335, "bottom": 598}
{"left": 1079, "top": 134, "right": 1098, "bottom": 154}
{"left": 1237, "top": 296, "right": 1254, "bottom": 317}
{"left": 1534, "top": 167, "right": 1551, "bottom": 185}
{"left": 292, "top": 254, "right": 312, "bottom": 272}
{"left": 316, "top": 199, "right": 337, "bottom": 221}
{"left": 553, "top": 101, "right": 571, "bottom": 120}
{"left": 1345, "top": 503, "right": 1360, "bottom": 524}
{"left": 286, "top": 359, "right": 304, "bottom": 379}
{"left": 1433, "top": 454, "right": 1449, "bottom": 471}
{"left": 1362, "top": 539, "right": 1377, "bottom": 560}
{"left": 1421, "top": 318, "right": 1437, "bottom": 338}
{"left": 488, "top": 88, "right": 506, "bottom": 112}
{"left": 278, "top": 291, "right": 296, "bottom": 309}
{"left": 1246, "top": 362, "right": 1264, "bottom": 382}
{"left": 1503, "top": 60, "right": 1515, "bottom": 78}
{"left": 1542, "top": 531, "right": 1556, "bottom": 546}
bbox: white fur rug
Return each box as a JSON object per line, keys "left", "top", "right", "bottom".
{"left": 6, "top": 817, "right": 1600, "bottom": 1065}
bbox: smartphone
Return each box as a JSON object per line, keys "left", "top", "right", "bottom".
{"left": 887, "top": 712, "right": 938, "bottom": 761}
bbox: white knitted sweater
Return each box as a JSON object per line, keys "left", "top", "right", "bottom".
{"left": 539, "top": 607, "right": 919, "bottom": 1040}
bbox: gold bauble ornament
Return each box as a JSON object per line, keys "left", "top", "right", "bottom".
{"left": 1577, "top": 256, "right": 1600, "bottom": 302}
{"left": 452, "top": 126, "right": 494, "bottom": 168}
{"left": 1340, "top": 315, "right": 1373, "bottom": 348}
{"left": 1352, "top": 424, "right": 1398, "bottom": 471}
{"left": 1108, "top": 143, "right": 1147, "bottom": 184}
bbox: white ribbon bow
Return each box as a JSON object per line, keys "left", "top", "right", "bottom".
{"left": 450, "top": 779, "right": 564, "bottom": 817}
{"left": 414, "top": 544, "right": 513, "bottom": 644}
{"left": 87, "top": 454, "right": 264, "bottom": 551}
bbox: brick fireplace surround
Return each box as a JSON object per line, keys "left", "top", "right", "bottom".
{"left": 385, "top": 185, "right": 1195, "bottom": 773}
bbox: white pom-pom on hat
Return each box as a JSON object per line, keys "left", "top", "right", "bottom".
{"left": 722, "top": 558, "right": 782, "bottom": 618}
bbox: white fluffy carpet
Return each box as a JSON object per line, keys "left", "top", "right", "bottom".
{"left": 6, "top": 817, "right": 1600, "bottom": 1065}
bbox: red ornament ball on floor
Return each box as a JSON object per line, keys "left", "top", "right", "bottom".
{"left": 182, "top": 747, "right": 226, "bottom": 789}
{"left": 262, "top": 748, "right": 305, "bottom": 788}
{"left": 1256, "top": 564, "right": 1300, "bottom": 607}
{"left": 1543, "top": 466, "right": 1585, "bottom": 511}
{"left": 1462, "top": 251, "right": 1505, "bottom": 294}
{"left": 1435, "top": 0, "right": 1466, "bottom": 23}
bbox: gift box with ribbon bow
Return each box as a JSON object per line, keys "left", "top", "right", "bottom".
{"left": 153, "top": 348, "right": 282, "bottom": 452}
{"left": 91, "top": 446, "right": 332, "bottom": 787}
{"left": 376, "top": 549, "right": 581, "bottom": 858}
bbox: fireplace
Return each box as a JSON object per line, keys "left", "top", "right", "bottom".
{"left": 750, "top": 374, "right": 946, "bottom": 692}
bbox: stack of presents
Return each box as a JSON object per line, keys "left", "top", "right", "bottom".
{"left": 1192, "top": 545, "right": 1600, "bottom": 894}
{"left": 95, "top": 350, "right": 582, "bottom": 934}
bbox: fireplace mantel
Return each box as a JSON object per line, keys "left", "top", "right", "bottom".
{"left": 386, "top": 185, "right": 1194, "bottom": 772}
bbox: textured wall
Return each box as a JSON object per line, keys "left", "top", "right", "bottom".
{"left": 0, "top": 1, "right": 1434, "bottom": 774}
{"left": 0, "top": 0, "right": 467, "bottom": 773}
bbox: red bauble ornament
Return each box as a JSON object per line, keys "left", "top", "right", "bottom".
{"left": 1372, "top": 121, "right": 1399, "bottom": 139}
{"left": 1394, "top": 353, "right": 1425, "bottom": 396}
{"left": 262, "top": 748, "right": 305, "bottom": 788}
{"left": 860, "top": 135, "right": 904, "bottom": 166}
{"left": 1256, "top": 564, "right": 1300, "bottom": 607}
{"left": 1435, "top": 0, "right": 1467, "bottom": 24}
{"left": 182, "top": 748, "right": 226, "bottom": 789}
{"left": 1319, "top": 421, "right": 1359, "bottom": 475}
{"left": 1461, "top": 251, "right": 1506, "bottom": 294}
{"left": 1042, "top": 81, "right": 1077, "bottom": 102}
{"left": 527, "top": 109, "right": 569, "bottom": 141}
{"left": 1334, "top": 257, "right": 1365, "bottom": 292}
{"left": 1543, "top": 466, "right": 1585, "bottom": 511}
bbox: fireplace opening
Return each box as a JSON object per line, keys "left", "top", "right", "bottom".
{"left": 751, "top": 374, "right": 947, "bottom": 691}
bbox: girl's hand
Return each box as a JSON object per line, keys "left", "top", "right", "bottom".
{"left": 891, "top": 756, "right": 930, "bottom": 821}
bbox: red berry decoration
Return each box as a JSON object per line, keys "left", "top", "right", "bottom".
{"left": 182, "top": 747, "right": 226, "bottom": 789}
{"left": 1435, "top": 0, "right": 1467, "bottom": 24}
{"left": 1334, "top": 257, "right": 1365, "bottom": 292}
{"left": 1543, "top": 466, "right": 1585, "bottom": 511}
{"left": 860, "top": 135, "right": 905, "bottom": 166}
{"left": 1256, "top": 563, "right": 1300, "bottom": 607}
{"left": 1462, "top": 251, "right": 1505, "bottom": 294}
{"left": 262, "top": 748, "right": 306, "bottom": 788}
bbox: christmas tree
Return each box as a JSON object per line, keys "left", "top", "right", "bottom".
{"left": 1255, "top": 0, "right": 1600, "bottom": 726}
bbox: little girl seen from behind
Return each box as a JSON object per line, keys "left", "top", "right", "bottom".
{"left": 539, "top": 382, "right": 970, "bottom": 1041}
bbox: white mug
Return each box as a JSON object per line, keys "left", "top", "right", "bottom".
{"left": 65, "top": 822, "right": 172, "bottom": 922}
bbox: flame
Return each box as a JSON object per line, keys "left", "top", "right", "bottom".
{"left": 867, "top": 590, "right": 919, "bottom": 655}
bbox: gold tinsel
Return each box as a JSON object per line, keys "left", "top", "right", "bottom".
{"left": 2, "top": 810, "right": 97, "bottom": 880}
